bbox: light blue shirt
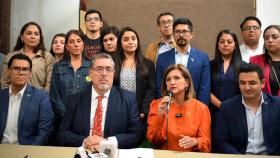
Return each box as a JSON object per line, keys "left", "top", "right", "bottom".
{"left": 158, "top": 42, "right": 173, "bottom": 56}
{"left": 175, "top": 46, "right": 191, "bottom": 67}
{"left": 242, "top": 93, "right": 267, "bottom": 155}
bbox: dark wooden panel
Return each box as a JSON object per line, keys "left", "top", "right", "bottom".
{"left": 0, "top": 0, "right": 11, "bottom": 54}
{"left": 85, "top": 0, "right": 254, "bottom": 59}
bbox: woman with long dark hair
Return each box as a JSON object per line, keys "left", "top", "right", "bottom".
{"left": 114, "top": 27, "right": 156, "bottom": 125}
{"left": 210, "top": 29, "right": 243, "bottom": 152}
{"left": 250, "top": 25, "right": 280, "bottom": 96}
{"left": 1, "top": 22, "right": 54, "bottom": 91}
{"left": 50, "top": 30, "right": 90, "bottom": 141}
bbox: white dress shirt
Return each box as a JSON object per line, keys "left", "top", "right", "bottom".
{"left": 1, "top": 85, "right": 27, "bottom": 144}
{"left": 175, "top": 46, "right": 191, "bottom": 67}
{"left": 158, "top": 41, "right": 173, "bottom": 56}
{"left": 89, "top": 87, "right": 118, "bottom": 146}
{"left": 242, "top": 94, "right": 267, "bottom": 154}
{"left": 240, "top": 43, "right": 263, "bottom": 63}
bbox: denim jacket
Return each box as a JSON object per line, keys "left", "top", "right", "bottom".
{"left": 50, "top": 58, "right": 91, "bottom": 118}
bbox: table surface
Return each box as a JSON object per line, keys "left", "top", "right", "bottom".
{"left": 0, "top": 144, "right": 279, "bottom": 158}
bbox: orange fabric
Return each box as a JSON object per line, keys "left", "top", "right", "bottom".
{"left": 146, "top": 98, "right": 211, "bottom": 152}
{"left": 92, "top": 96, "right": 103, "bottom": 136}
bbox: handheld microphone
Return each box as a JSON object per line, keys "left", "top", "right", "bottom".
{"left": 166, "top": 91, "right": 173, "bottom": 113}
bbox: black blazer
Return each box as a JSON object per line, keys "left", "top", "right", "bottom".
{"left": 57, "top": 86, "right": 144, "bottom": 148}
{"left": 114, "top": 58, "right": 156, "bottom": 116}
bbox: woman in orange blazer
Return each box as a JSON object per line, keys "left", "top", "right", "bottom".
{"left": 147, "top": 64, "right": 211, "bottom": 152}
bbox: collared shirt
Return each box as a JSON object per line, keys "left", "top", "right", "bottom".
{"left": 240, "top": 43, "right": 263, "bottom": 63}
{"left": 175, "top": 46, "right": 191, "bottom": 67}
{"left": 242, "top": 93, "right": 267, "bottom": 154}
{"left": 1, "top": 85, "right": 27, "bottom": 144}
{"left": 89, "top": 87, "right": 118, "bottom": 145}
{"left": 158, "top": 40, "right": 174, "bottom": 56}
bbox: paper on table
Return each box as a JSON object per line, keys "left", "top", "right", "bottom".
{"left": 118, "top": 148, "right": 154, "bottom": 158}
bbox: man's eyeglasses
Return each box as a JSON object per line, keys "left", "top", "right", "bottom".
{"left": 174, "top": 30, "right": 191, "bottom": 36}
{"left": 91, "top": 66, "right": 114, "bottom": 73}
{"left": 160, "top": 20, "right": 173, "bottom": 26}
{"left": 85, "top": 17, "right": 100, "bottom": 22}
{"left": 10, "top": 67, "right": 30, "bottom": 74}
{"left": 242, "top": 26, "right": 260, "bottom": 31}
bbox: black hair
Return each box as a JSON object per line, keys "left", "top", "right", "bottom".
{"left": 156, "top": 12, "right": 175, "bottom": 26}
{"left": 212, "top": 29, "right": 243, "bottom": 81}
{"left": 262, "top": 25, "right": 280, "bottom": 86}
{"left": 263, "top": 25, "right": 280, "bottom": 64}
{"left": 238, "top": 63, "right": 264, "bottom": 81}
{"left": 50, "top": 33, "right": 66, "bottom": 57}
{"left": 14, "top": 22, "right": 46, "bottom": 55}
{"left": 240, "top": 16, "right": 262, "bottom": 30}
{"left": 100, "top": 26, "right": 119, "bottom": 53}
{"left": 115, "top": 27, "right": 148, "bottom": 78}
{"left": 63, "top": 29, "right": 86, "bottom": 60}
{"left": 173, "top": 18, "right": 193, "bottom": 32}
{"left": 84, "top": 9, "right": 103, "bottom": 21}
{"left": 8, "top": 53, "right": 32, "bottom": 69}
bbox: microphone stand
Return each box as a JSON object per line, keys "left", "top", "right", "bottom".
{"left": 165, "top": 92, "right": 172, "bottom": 149}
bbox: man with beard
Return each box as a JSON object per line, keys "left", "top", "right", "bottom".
{"left": 239, "top": 16, "right": 263, "bottom": 63}
{"left": 84, "top": 9, "right": 103, "bottom": 59}
{"left": 145, "top": 12, "right": 176, "bottom": 64}
{"left": 156, "top": 18, "right": 210, "bottom": 106}
{"left": 57, "top": 53, "right": 144, "bottom": 150}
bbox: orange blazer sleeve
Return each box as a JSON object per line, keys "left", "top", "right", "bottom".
{"left": 146, "top": 99, "right": 167, "bottom": 146}
{"left": 196, "top": 103, "right": 211, "bottom": 152}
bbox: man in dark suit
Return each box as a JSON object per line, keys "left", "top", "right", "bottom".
{"left": 57, "top": 53, "right": 144, "bottom": 150}
{"left": 216, "top": 63, "right": 280, "bottom": 155}
{"left": 0, "top": 53, "right": 53, "bottom": 145}
{"left": 156, "top": 18, "right": 210, "bottom": 105}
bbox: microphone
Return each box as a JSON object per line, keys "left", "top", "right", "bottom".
{"left": 176, "top": 114, "right": 182, "bottom": 118}
{"left": 166, "top": 91, "right": 173, "bottom": 113}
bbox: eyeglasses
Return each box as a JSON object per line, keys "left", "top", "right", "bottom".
{"left": 85, "top": 17, "right": 100, "bottom": 22}
{"left": 160, "top": 20, "right": 173, "bottom": 26}
{"left": 174, "top": 30, "right": 190, "bottom": 36}
{"left": 91, "top": 66, "right": 114, "bottom": 73}
{"left": 242, "top": 26, "right": 260, "bottom": 31}
{"left": 10, "top": 67, "right": 30, "bottom": 74}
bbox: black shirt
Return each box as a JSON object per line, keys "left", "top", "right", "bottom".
{"left": 270, "top": 61, "right": 280, "bottom": 95}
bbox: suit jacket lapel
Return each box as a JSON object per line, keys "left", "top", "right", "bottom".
{"left": 187, "top": 48, "right": 196, "bottom": 71}
{"left": 238, "top": 95, "right": 248, "bottom": 140}
{"left": 84, "top": 86, "right": 92, "bottom": 135}
{"left": 171, "top": 50, "right": 176, "bottom": 65}
{"left": 0, "top": 89, "right": 9, "bottom": 135}
{"left": 104, "top": 87, "right": 116, "bottom": 137}
{"left": 261, "top": 94, "right": 269, "bottom": 134}
{"left": 18, "top": 86, "right": 32, "bottom": 129}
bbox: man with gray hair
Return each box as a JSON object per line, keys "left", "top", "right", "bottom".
{"left": 57, "top": 53, "right": 144, "bottom": 150}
